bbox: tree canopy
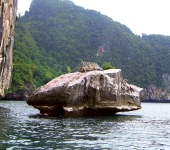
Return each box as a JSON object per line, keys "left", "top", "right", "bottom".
{"left": 102, "top": 62, "right": 114, "bottom": 70}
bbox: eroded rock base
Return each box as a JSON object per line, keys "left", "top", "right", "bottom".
{"left": 33, "top": 105, "right": 141, "bottom": 117}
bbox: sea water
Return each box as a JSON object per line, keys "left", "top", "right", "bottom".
{"left": 0, "top": 101, "right": 170, "bottom": 150}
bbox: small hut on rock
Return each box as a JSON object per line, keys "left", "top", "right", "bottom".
{"left": 78, "top": 61, "right": 103, "bottom": 72}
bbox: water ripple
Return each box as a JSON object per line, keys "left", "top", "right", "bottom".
{"left": 0, "top": 101, "right": 170, "bottom": 149}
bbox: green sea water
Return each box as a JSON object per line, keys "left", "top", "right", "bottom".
{"left": 0, "top": 101, "right": 170, "bottom": 149}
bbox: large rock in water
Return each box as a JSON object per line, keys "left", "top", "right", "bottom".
{"left": 0, "top": 0, "right": 17, "bottom": 98}
{"left": 27, "top": 69, "right": 143, "bottom": 116}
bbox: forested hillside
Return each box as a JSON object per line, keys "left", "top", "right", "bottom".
{"left": 5, "top": 0, "right": 170, "bottom": 95}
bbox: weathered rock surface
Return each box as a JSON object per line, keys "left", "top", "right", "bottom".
{"left": 142, "top": 73, "right": 170, "bottom": 102}
{"left": 0, "top": 0, "right": 17, "bottom": 98}
{"left": 27, "top": 69, "right": 143, "bottom": 116}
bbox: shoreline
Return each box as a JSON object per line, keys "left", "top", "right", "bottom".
{"left": 142, "top": 100, "right": 170, "bottom": 103}
{"left": 1, "top": 99, "right": 170, "bottom": 103}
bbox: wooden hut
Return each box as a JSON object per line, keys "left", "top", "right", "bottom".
{"left": 78, "top": 61, "right": 103, "bottom": 72}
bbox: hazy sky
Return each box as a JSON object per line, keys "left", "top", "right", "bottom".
{"left": 18, "top": 0, "right": 170, "bottom": 36}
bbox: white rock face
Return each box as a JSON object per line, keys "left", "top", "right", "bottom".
{"left": 27, "top": 69, "right": 143, "bottom": 116}
{"left": 0, "top": 0, "right": 17, "bottom": 98}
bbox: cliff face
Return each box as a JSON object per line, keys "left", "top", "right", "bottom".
{"left": 2, "top": 83, "right": 35, "bottom": 100}
{"left": 143, "top": 73, "right": 170, "bottom": 102}
{"left": 0, "top": 0, "right": 17, "bottom": 98}
{"left": 27, "top": 69, "right": 143, "bottom": 116}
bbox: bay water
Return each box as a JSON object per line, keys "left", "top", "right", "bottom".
{"left": 0, "top": 101, "right": 170, "bottom": 149}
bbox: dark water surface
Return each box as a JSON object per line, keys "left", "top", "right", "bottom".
{"left": 0, "top": 101, "right": 170, "bottom": 150}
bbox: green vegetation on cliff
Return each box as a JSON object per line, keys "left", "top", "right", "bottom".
{"left": 102, "top": 62, "right": 114, "bottom": 70}
{"left": 6, "top": 0, "right": 170, "bottom": 93}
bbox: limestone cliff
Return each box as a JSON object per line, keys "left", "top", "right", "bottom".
{"left": 142, "top": 73, "right": 170, "bottom": 102}
{"left": 27, "top": 69, "right": 143, "bottom": 116}
{"left": 0, "top": 0, "right": 17, "bottom": 98}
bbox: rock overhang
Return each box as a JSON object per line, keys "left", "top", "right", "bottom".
{"left": 27, "top": 69, "right": 143, "bottom": 116}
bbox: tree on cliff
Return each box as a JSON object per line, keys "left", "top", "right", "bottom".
{"left": 67, "top": 66, "right": 71, "bottom": 73}
{"left": 102, "top": 62, "right": 115, "bottom": 70}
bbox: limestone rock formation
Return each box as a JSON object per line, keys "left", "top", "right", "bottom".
{"left": 27, "top": 69, "right": 143, "bottom": 116}
{"left": 2, "top": 83, "right": 35, "bottom": 100}
{"left": 0, "top": 0, "right": 17, "bottom": 98}
{"left": 142, "top": 73, "right": 170, "bottom": 102}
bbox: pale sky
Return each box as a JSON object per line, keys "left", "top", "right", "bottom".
{"left": 18, "top": 0, "right": 170, "bottom": 36}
